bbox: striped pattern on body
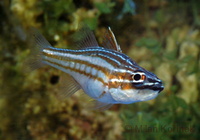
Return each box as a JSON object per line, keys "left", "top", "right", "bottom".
{"left": 42, "top": 47, "right": 142, "bottom": 90}
{"left": 29, "top": 27, "right": 164, "bottom": 107}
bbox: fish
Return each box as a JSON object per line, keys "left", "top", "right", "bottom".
{"left": 27, "top": 27, "right": 164, "bottom": 110}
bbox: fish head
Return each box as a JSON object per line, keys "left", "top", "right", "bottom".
{"left": 108, "top": 66, "right": 164, "bottom": 104}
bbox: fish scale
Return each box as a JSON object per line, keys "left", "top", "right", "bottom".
{"left": 28, "top": 27, "right": 164, "bottom": 110}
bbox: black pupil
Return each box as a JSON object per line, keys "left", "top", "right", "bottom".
{"left": 134, "top": 74, "right": 141, "bottom": 81}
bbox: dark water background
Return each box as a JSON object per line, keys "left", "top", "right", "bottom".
{"left": 0, "top": 0, "right": 199, "bottom": 140}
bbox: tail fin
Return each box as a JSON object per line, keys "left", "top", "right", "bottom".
{"left": 32, "top": 28, "right": 52, "bottom": 50}
{"left": 24, "top": 28, "right": 53, "bottom": 72}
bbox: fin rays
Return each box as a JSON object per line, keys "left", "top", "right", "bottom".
{"left": 25, "top": 27, "right": 122, "bottom": 110}
{"left": 73, "top": 26, "right": 99, "bottom": 49}
{"left": 58, "top": 74, "right": 81, "bottom": 98}
{"left": 80, "top": 93, "right": 113, "bottom": 110}
{"left": 72, "top": 26, "right": 122, "bottom": 54}
{"left": 90, "top": 100, "right": 113, "bottom": 111}
{"left": 102, "top": 27, "right": 122, "bottom": 52}
{"left": 24, "top": 28, "right": 53, "bottom": 72}
{"left": 30, "top": 28, "right": 52, "bottom": 49}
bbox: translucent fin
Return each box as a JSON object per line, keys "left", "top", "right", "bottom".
{"left": 90, "top": 100, "right": 113, "bottom": 111}
{"left": 24, "top": 28, "right": 53, "bottom": 72}
{"left": 102, "top": 27, "right": 122, "bottom": 52}
{"left": 73, "top": 26, "right": 99, "bottom": 49}
{"left": 58, "top": 74, "right": 81, "bottom": 99}
{"left": 80, "top": 93, "right": 113, "bottom": 110}
{"left": 30, "top": 28, "right": 53, "bottom": 49}
{"left": 23, "top": 57, "right": 44, "bottom": 72}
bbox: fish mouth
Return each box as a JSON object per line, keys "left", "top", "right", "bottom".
{"left": 151, "top": 82, "right": 164, "bottom": 93}
{"left": 133, "top": 81, "right": 164, "bottom": 93}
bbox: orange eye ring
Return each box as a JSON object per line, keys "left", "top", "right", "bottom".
{"left": 141, "top": 75, "right": 146, "bottom": 80}
{"left": 132, "top": 73, "right": 146, "bottom": 81}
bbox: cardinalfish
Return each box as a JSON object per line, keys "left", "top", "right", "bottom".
{"left": 28, "top": 27, "right": 164, "bottom": 110}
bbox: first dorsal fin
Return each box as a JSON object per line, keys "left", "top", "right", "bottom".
{"left": 74, "top": 26, "right": 99, "bottom": 49}
{"left": 102, "top": 27, "right": 122, "bottom": 52}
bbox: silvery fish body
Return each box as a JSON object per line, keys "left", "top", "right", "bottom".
{"left": 29, "top": 27, "right": 164, "bottom": 109}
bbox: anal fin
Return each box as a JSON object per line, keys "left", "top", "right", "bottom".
{"left": 58, "top": 74, "right": 81, "bottom": 99}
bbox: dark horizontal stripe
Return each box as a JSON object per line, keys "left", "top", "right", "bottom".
{"left": 45, "top": 59, "right": 107, "bottom": 86}
{"left": 43, "top": 48, "right": 149, "bottom": 91}
{"left": 43, "top": 51, "right": 110, "bottom": 76}
{"left": 132, "top": 82, "right": 163, "bottom": 92}
{"left": 45, "top": 47, "right": 138, "bottom": 71}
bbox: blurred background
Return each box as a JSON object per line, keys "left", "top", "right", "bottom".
{"left": 0, "top": 0, "right": 199, "bottom": 140}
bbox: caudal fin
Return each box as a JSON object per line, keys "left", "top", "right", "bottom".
{"left": 24, "top": 28, "right": 53, "bottom": 72}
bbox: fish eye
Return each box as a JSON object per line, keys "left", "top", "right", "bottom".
{"left": 132, "top": 73, "right": 146, "bottom": 82}
{"left": 133, "top": 74, "right": 141, "bottom": 81}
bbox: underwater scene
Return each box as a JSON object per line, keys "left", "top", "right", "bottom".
{"left": 0, "top": 0, "right": 199, "bottom": 140}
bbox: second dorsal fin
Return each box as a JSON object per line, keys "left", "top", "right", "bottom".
{"left": 102, "top": 27, "right": 122, "bottom": 52}
{"left": 74, "top": 26, "right": 99, "bottom": 49}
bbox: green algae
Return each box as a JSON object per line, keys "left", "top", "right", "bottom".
{"left": 0, "top": 0, "right": 200, "bottom": 140}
